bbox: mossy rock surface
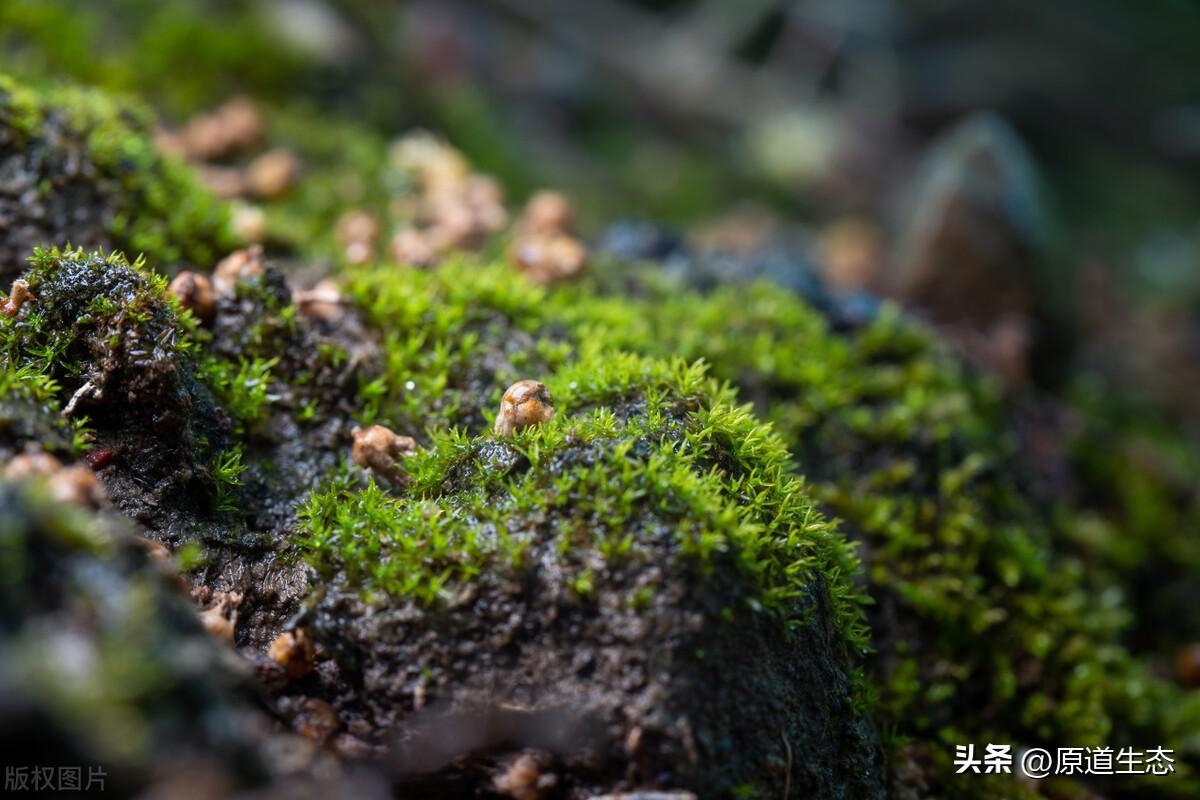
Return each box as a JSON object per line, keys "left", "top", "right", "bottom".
{"left": 4, "top": 248, "right": 228, "bottom": 509}
{"left": 0, "top": 74, "right": 234, "bottom": 284}
{"left": 0, "top": 481, "right": 284, "bottom": 796}
{"left": 299, "top": 359, "right": 882, "bottom": 797}
{"left": 2, "top": 238, "right": 1198, "bottom": 796}
{"left": 0, "top": 62, "right": 1197, "bottom": 798}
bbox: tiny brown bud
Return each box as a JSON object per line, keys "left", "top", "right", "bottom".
{"left": 493, "top": 753, "right": 542, "bottom": 800}
{"left": 198, "top": 165, "right": 247, "bottom": 199}
{"left": 422, "top": 149, "right": 472, "bottom": 193}
{"left": 494, "top": 380, "right": 555, "bottom": 437}
{"left": 85, "top": 447, "right": 115, "bottom": 470}
{"left": 217, "top": 96, "right": 264, "bottom": 154}
{"left": 168, "top": 271, "right": 217, "bottom": 321}
{"left": 293, "top": 279, "right": 344, "bottom": 322}
{"left": 426, "top": 191, "right": 482, "bottom": 249}
{"left": 182, "top": 96, "right": 263, "bottom": 161}
{"left": 2, "top": 279, "right": 35, "bottom": 317}
{"left": 465, "top": 175, "right": 508, "bottom": 233}
{"left": 198, "top": 591, "right": 241, "bottom": 644}
{"left": 152, "top": 126, "right": 188, "bottom": 159}
{"left": 49, "top": 464, "right": 106, "bottom": 508}
{"left": 819, "top": 217, "right": 884, "bottom": 294}
{"left": 213, "top": 245, "right": 265, "bottom": 295}
{"left": 390, "top": 228, "right": 438, "bottom": 268}
{"left": 269, "top": 628, "right": 316, "bottom": 679}
{"left": 231, "top": 203, "right": 267, "bottom": 243}
{"left": 4, "top": 449, "right": 62, "bottom": 480}
{"left": 351, "top": 425, "right": 417, "bottom": 484}
{"left": 511, "top": 233, "right": 587, "bottom": 286}
{"left": 521, "top": 190, "right": 574, "bottom": 235}
{"left": 246, "top": 148, "right": 300, "bottom": 199}
{"left": 137, "top": 537, "right": 172, "bottom": 564}
{"left": 343, "top": 240, "right": 374, "bottom": 265}
{"left": 337, "top": 210, "right": 381, "bottom": 248}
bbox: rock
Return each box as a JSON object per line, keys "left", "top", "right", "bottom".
{"left": 10, "top": 249, "right": 231, "bottom": 512}
{"left": 0, "top": 482, "right": 290, "bottom": 795}
{"left": 304, "top": 370, "right": 886, "bottom": 798}
{"left": 596, "top": 220, "right": 686, "bottom": 263}
{"left": 0, "top": 75, "right": 233, "bottom": 285}
{"left": 890, "top": 113, "right": 1045, "bottom": 326}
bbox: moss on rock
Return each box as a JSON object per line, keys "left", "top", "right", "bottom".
{"left": 0, "top": 479, "right": 285, "bottom": 796}
{"left": 343, "top": 258, "right": 1200, "bottom": 796}
{"left": 0, "top": 74, "right": 235, "bottom": 284}
{"left": 1, "top": 248, "right": 231, "bottom": 513}
{"left": 299, "top": 350, "right": 881, "bottom": 796}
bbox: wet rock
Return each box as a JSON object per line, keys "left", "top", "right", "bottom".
{"left": 11, "top": 250, "right": 230, "bottom": 514}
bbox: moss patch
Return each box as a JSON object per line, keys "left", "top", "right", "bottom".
{"left": 0, "top": 73, "right": 235, "bottom": 283}
{"left": 341, "top": 258, "right": 1200, "bottom": 796}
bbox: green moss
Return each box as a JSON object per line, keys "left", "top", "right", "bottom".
{"left": 0, "top": 0, "right": 310, "bottom": 118}
{"left": 0, "top": 247, "right": 243, "bottom": 509}
{"left": 545, "top": 268, "right": 1200, "bottom": 795}
{"left": 200, "top": 356, "right": 278, "bottom": 431}
{"left": 5, "top": 246, "right": 194, "bottom": 368}
{"left": 299, "top": 346, "right": 869, "bottom": 653}
{"left": 0, "top": 73, "right": 42, "bottom": 141}
{"left": 0, "top": 73, "right": 236, "bottom": 271}
{"left": 211, "top": 445, "right": 246, "bottom": 513}
{"left": 338, "top": 258, "right": 1198, "bottom": 795}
